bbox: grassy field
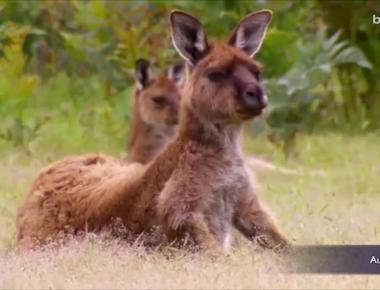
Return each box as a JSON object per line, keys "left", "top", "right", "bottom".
{"left": 1, "top": 98, "right": 380, "bottom": 288}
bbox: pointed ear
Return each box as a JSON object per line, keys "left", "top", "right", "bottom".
{"left": 167, "top": 61, "right": 185, "bottom": 86}
{"left": 170, "top": 10, "right": 209, "bottom": 66}
{"left": 135, "top": 58, "right": 153, "bottom": 91}
{"left": 228, "top": 10, "right": 272, "bottom": 57}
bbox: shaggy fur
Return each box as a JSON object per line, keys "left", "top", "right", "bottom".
{"left": 125, "top": 61, "right": 183, "bottom": 164}
{"left": 16, "top": 10, "right": 289, "bottom": 253}
{"left": 16, "top": 154, "right": 146, "bottom": 250}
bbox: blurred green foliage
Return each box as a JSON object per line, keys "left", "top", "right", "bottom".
{"left": 0, "top": 0, "right": 379, "bottom": 157}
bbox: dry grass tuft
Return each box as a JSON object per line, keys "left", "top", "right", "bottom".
{"left": 1, "top": 237, "right": 379, "bottom": 289}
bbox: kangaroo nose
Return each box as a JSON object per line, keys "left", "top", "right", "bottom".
{"left": 243, "top": 85, "right": 267, "bottom": 109}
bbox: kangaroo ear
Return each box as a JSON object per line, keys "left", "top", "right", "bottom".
{"left": 170, "top": 10, "right": 209, "bottom": 66}
{"left": 167, "top": 61, "right": 185, "bottom": 86}
{"left": 228, "top": 10, "right": 272, "bottom": 57}
{"left": 135, "top": 58, "right": 153, "bottom": 91}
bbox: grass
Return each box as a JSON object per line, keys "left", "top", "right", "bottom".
{"left": 1, "top": 76, "right": 380, "bottom": 288}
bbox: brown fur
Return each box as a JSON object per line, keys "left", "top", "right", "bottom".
{"left": 125, "top": 64, "right": 182, "bottom": 164}
{"left": 16, "top": 10, "right": 289, "bottom": 253}
{"left": 16, "top": 154, "right": 146, "bottom": 250}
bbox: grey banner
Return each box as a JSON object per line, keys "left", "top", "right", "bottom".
{"left": 287, "top": 245, "right": 380, "bottom": 274}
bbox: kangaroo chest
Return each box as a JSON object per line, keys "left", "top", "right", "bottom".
{"left": 204, "top": 160, "right": 250, "bottom": 249}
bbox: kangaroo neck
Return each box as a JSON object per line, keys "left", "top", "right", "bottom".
{"left": 178, "top": 103, "right": 244, "bottom": 152}
{"left": 136, "top": 100, "right": 245, "bottom": 185}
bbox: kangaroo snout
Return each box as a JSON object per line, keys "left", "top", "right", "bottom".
{"left": 242, "top": 84, "right": 266, "bottom": 110}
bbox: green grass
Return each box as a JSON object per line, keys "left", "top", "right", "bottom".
{"left": 1, "top": 76, "right": 380, "bottom": 288}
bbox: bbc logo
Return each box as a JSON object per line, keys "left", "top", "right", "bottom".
{"left": 374, "top": 14, "right": 380, "bottom": 24}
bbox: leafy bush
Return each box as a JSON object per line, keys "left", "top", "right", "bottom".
{"left": 262, "top": 29, "right": 372, "bottom": 157}
{"left": 0, "top": 22, "right": 45, "bottom": 153}
{"left": 0, "top": 0, "right": 379, "bottom": 158}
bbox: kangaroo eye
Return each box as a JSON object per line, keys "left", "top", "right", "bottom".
{"left": 152, "top": 96, "right": 166, "bottom": 106}
{"left": 207, "top": 70, "right": 229, "bottom": 82}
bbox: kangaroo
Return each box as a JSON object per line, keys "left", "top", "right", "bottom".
{"left": 125, "top": 59, "right": 184, "bottom": 164}
{"left": 16, "top": 10, "right": 288, "bottom": 253}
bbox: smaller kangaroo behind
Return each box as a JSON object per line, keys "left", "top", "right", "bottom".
{"left": 125, "top": 59, "right": 184, "bottom": 164}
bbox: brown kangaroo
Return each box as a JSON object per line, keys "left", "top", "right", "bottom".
{"left": 16, "top": 9, "right": 288, "bottom": 253}
{"left": 125, "top": 59, "right": 184, "bottom": 164}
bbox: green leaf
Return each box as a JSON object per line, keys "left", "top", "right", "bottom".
{"left": 334, "top": 47, "right": 373, "bottom": 69}
{"left": 323, "top": 30, "right": 341, "bottom": 51}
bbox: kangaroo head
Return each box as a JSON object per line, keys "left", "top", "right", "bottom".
{"left": 134, "top": 59, "right": 185, "bottom": 128}
{"left": 170, "top": 10, "right": 272, "bottom": 123}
